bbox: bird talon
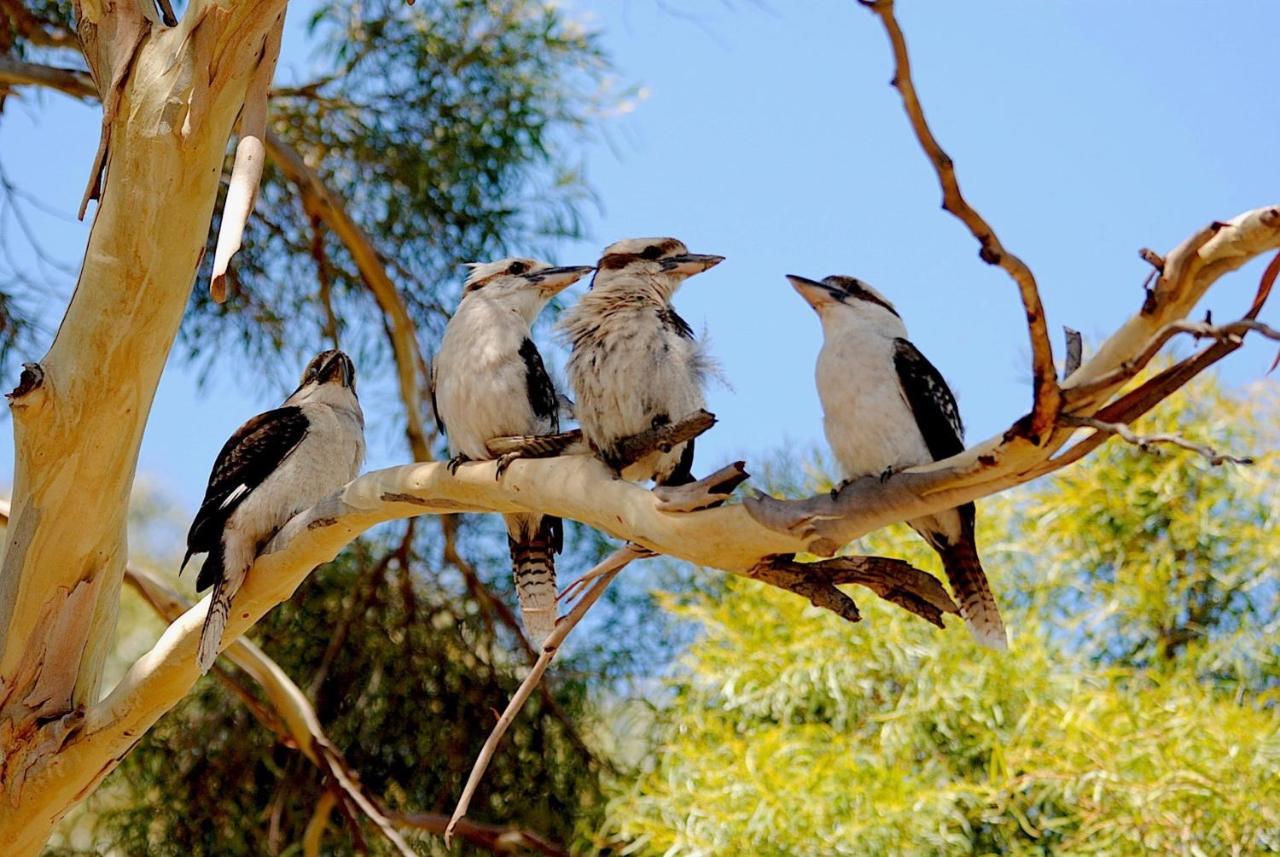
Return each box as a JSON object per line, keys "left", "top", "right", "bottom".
{"left": 879, "top": 466, "right": 897, "bottom": 483}
{"left": 447, "top": 454, "right": 470, "bottom": 476}
{"left": 494, "top": 452, "right": 520, "bottom": 480}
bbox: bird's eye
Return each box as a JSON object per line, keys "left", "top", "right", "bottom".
{"left": 641, "top": 246, "right": 662, "bottom": 260}
{"left": 508, "top": 261, "right": 528, "bottom": 275}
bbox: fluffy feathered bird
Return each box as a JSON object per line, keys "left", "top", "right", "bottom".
{"left": 183, "top": 349, "right": 366, "bottom": 673}
{"left": 788, "top": 274, "right": 1007, "bottom": 649}
{"left": 561, "top": 237, "right": 723, "bottom": 485}
{"left": 431, "top": 258, "right": 593, "bottom": 646}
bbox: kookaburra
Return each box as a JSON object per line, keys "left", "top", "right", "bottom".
{"left": 561, "top": 237, "right": 723, "bottom": 485}
{"left": 183, "top": 349, "right": 366, "bottom": 674}
{"left": 431, "top": 258, "right": 594, "bottom": 646}
{"left": 788, "top": 274, "right": 1007, "bottom": 649}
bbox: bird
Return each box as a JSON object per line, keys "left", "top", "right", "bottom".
{"left": 182, "top": 349, "right": 365, "bottom": 674}
{"left": 561, "top": 237, "right": 723, "bottom": 485}
{"left": 431, "top": 257, "right": 594, "bottom": 647}
{"left": 788, "top": 274, "right": 1007, "bottom": 649}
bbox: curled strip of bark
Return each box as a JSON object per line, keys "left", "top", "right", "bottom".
{"left": 209, "top": 12, "right": 284, "bottom": 303}
{"left": 752, "top": 555, "right": 958, "bottom": 628}
{"left": 1139, "top": 248, "right": 1165, "bottom": 272}
{"left": 445, "top": 546, "right": 645, "bottom": 845}
{"left": 74, "top": 1, "right": 148, "bottom": 219}
{"left": 1061, "top": 415, "right": 1253, "bottom": 466}
{"left": 861, "top": 0, "right": 1060, "bottom": 439}
{"left": 1063, "top": 327, "right": 1083, "bottom": 379}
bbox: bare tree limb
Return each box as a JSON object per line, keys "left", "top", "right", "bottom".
{"left": 859, "top": 0, "right": 1060, "bottom": 440}
{"left": 445, "top": 545, "right": 646, "bottom": 844}
{"left": 120, "top": 566, "right": 413, "bottom": 857}
{"left": 0, "top": 58, "right": 96, "bottom": 99}
{"left": 303, "top": 791, "right": 339, "bottom": 857}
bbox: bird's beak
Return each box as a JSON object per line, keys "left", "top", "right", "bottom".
{"left": 527, "top": 265, "right": 595, "bottom": 296}
{"left": 319, "top": 351, "right": 356, "bottom": 389}
{"left": 787, "top": 274, "right": 841, "bottom": 311}
{"left": 660, "top": 254, "right": 725, "bottom": 277}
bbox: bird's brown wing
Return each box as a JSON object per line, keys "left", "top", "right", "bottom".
{"left": 183, "top": 406, "right": 309, "bottom": 589}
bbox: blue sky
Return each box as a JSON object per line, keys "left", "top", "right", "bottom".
{"left": 2, "top": 1, "right": 1277, "bottom": 517}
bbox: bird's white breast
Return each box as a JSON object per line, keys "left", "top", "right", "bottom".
{"left": 435, "top": 299, "right": 552, "bottom": 460}
{"left": 228, "top": 402, "right": 364, "bottom": 546}
{"left": 817, "top": 322, "right": 932, "bottom": 480}
{"left": 565, "top": 294, "right": 705, "bottom": 457}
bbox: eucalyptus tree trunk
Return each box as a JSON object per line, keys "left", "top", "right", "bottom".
{"left": 0, "top": 3, "right": 285, "bottom": 852}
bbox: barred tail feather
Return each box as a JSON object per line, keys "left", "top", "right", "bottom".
{"left": 507, "top": 514, "right": 561, "bottom": 649}
{"left": 197, "top": 578, "right": 232, "bottom": 675}
{"left": 940, "top": 539, "right": 1007, "bottom": 650}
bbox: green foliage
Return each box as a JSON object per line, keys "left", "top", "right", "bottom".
{"left": 602, "top": 377, "right": 1280, "bottom": 855}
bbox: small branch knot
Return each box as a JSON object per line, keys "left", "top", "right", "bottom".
{"left": 7, "top": 362, "right": 45, "bottom": 402}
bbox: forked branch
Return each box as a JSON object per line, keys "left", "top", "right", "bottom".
{"left": 859, "top": 0, "right": 1060, "bottom": 439}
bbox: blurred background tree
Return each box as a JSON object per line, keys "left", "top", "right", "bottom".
{"left": 601, "top": 375, "right": 1279, "bottom": 856}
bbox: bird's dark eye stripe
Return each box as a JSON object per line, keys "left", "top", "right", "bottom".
{"left": 641, "top": 245, "right": 662, "bottom": 260}
{"left": 597, "top": 253, "right": 634, "bottom": 270}
{"left": 847, "top": 285, "right": 899, "bottom": 318}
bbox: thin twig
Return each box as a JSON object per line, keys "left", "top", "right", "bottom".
{"left": 445, "top": 545, "right": 647, "bottom": 845}
{"left": 1061, "top": 414, "right": 1252, "bottom": 466}
{"left": 861, "top": 0, "right": 1060, "bottom": 439}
